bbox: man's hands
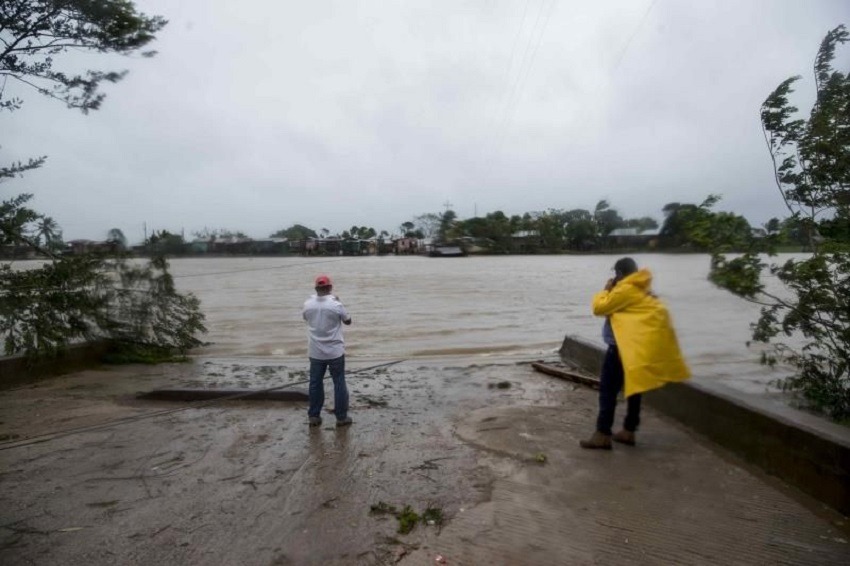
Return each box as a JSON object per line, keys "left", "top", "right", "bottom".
{"left": 604, "top": 278, "right": 616, "bottom": 291}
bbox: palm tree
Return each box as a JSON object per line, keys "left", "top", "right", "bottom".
{"left": 107, "top": 228, "right": 127, "bottom": 248}
{"left": 35, "top": 216, "right": 59, "bottom": 248}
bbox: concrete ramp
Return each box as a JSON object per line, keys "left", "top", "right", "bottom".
{"left": 137, "top": 388, "right": 308, "bottom": 402}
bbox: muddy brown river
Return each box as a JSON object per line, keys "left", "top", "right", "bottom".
{"left": 166, "top": 253, "right": 794, "bottom": 394}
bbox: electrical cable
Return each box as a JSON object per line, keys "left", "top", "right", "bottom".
{"left": 0, "top": 256, "right": 358, "bottom": 293}
{"left": 0, "top": 359, "right": 406, "bottom": 452}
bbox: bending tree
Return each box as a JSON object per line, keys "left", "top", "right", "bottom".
{"left": 1, "top": 2, "right": 206, "bottom": 361}
{"left": 710, "top": 25, "right": 850, "bottom": 420}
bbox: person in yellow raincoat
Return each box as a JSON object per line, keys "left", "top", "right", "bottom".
{"left": 580, "top": 258, "right": 690, "bottom": 449}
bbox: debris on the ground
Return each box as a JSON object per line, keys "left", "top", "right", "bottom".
{"left": 397, "top": 505, "right": 420, "bottom": 534}
{"left": 369, "top": 502, "right": 444, "bottom": 535}
{"left": 422, "top": 505, "right": 444, "bottom": 527}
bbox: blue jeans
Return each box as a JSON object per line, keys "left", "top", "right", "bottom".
{"left": 596, "top": 345, "right": 642, "bottom": 435}
{"left": 308, "top": 355, "right": 349, "bottom": 421}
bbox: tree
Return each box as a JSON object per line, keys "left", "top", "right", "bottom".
{"left": 623, "top": 216, "right": 659, "bottom": 231}
{"left": 107, "top": 228, "right": 127, "bottom": 248}
{"left": 193, "top": 227, "right": 247, "bottom": 241}
{"left": 35, "top": 216, "right": 61, "bottom": 249}
{"left": 660, "top": 202, "right": 701, "bottom": 247}
{"left": 413, "top": 213, "right": 441, "bottom": 239}
{"left": 593, "top": 200, "right": 623, "bottom": 238}
{"left": 671, "top": 195, "right": 753, "bottom": 253}
{"left": 710, "top": 25, "right": 850, "bottom": 420}
{"left": 438, "top": 209, "right": 458, "bottom": 241}
{"left": 764, "top": 217, "right": 781, "bottom": 236}
{"left": 563, "top": 209, "right": 596, "bottom": 251}
{"left": 0, "top": 1, "right": 167, "bottom": 113}
{"left": 270, "top": 224, "right": 317, "bottom": 240}
{"left": 146, "top": 229, "right": 186, "bottom": 256}
{"left": 535, "top": 210, "right": 566, "bottom": 251}
{"left": 1, "top": 2, "right": 205, "bottom": 361}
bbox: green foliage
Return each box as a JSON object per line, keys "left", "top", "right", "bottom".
{"left": 459, "top": 210, "right": 514, "bottom": 252}
{"left": 623, "top": 216, "right": 659, "bottom": 231}
{"left": 412, "top": 213, "right": 441, "bottom": 239}
{"left": 661, "top": 196, "right": 753, "bottom": 252}
{"left": 1, "top": 253, "right": 111, "bottom": 357}
{"left": 0, "top": 2, "right": 204, "bottom": 364}
{"left": 710, "top": 25, "right": 850, "bottom": 420}
{"left": 0, "top": 0, "right": 167, "bottom": 113}
{"left": 145, "top": 229, "right": 186, "bottom": 256}
{"left": 193, "top": 227, "right": 248, "bottom": 241}
{"left": 369, "top": 501, "right": 398, "bottom": 516}
{"left": 270, "top": 224, "right": 317, "bottom": 240}
{"left": 396, "top": 505, "right": 420, "bottom": 535}
{"left": 368, "top": 501, "right": 443, "bottom": 534}
{"left": 563, "top": 208, "right": 596, "bottom": 251}
{"left": 593, "top": 200, "right": 623, "bottom": 238}
{"left": 101, "top": 342, "right": 189, "bottom": 365}
{"left": 341, "top": 225, "right": 377, "bottom": 240}
{"left": 421, "top": 505, "right": 444, "bottom": 526}
{"left": 107, "top": 228, "right": 128, "bottom": 248}
{"left": 0, "top": 243, "right": 207, "bottom": 359}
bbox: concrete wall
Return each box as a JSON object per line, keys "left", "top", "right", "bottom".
{"left": 559, "top": 334, "right": 850, "bottom": 516}
{"left": 0, "top": 341, "right": 111, "bottom": 390}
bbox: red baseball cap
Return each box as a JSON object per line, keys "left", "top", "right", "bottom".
{"left": 314, "top": 274, "right": 332, "bottom": 287}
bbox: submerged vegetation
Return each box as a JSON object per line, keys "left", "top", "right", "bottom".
{"left": 369, "top": 501, "right": 443, "bottom": 535}
{"left": 1, "top": 2, "right": 206, "bottom": 362}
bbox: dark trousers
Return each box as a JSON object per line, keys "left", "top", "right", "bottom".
{"left": 308, "top": 355, "right": 348, "bottom": 421}
{"left": 596, "top": 345, "right": 642, "bottom": 435}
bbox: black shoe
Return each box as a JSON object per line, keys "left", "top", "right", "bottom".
{"left": 336, "top": 417, "right": 353, "bottom": 427}
{"left": 308, "top": 417, "right": 322, "bottom": 427}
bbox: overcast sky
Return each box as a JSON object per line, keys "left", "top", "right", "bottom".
{"left": 4, "top": 0, "right": 849, "bottom": 242}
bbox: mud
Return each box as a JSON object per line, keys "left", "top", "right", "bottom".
{"left": 1, "top": 357, "right": 848, "bottom": 565}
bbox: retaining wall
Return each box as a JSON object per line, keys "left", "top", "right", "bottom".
{"left": 559, "top": 334, "right": 850, "bottom": 517}
{"left": 0, "top": 341, "right": 111, "bottom": 390}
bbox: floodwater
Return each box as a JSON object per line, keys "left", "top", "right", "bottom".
{"left": 167, "top": 253, "right": 795, "bottom": 395}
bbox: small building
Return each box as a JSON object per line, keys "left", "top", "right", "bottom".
{"left": 65, "top": 239, "right": 116, "bottom": 255}
{"left": 251, "top": 238, "right": 288, "bottom": 255}
{"left": 511, "top": 230, "right": 542, "bottom": 253}
{"left": 606, "top": 228, "right": 661, "bottom": 249}
{"left": 393, "top": 237, "right": 420, "bottom": 255}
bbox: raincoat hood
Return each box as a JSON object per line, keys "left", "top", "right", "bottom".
{"left": 592, "top": 268, "right": 689, "bottom": 397}
{"left": 620, "top": 269, "right": 652, "bottom": 291}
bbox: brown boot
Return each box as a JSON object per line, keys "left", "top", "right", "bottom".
{"left": 579, "top": 431, "right": 612, "bottom": 450}
{"left": 612, "top": 429, "right": 636, "bottom": 446}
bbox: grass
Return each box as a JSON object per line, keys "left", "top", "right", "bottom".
{"left": 101, "top": 343, "right": 187, "bottom": 365}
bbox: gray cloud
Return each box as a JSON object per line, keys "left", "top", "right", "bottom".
{"left": 3, "top": 0, "right": 849, "bottom": 242}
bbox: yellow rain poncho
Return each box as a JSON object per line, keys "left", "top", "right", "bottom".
{"left": 592, "top": 269, "right": 690, "bottom": 397}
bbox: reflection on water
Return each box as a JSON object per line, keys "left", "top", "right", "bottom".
{"left": 164, "top": 254, "right": 797, "bottom": 394}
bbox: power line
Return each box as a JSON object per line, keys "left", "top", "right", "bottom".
{"left": 493, "top": 0, "right": 556, "bottom": 155}
{"left": 483, "top": 0, "right": 556, "bottom": 165}
{"left": 611, "top": 0, "right": 657, "bottom": 72}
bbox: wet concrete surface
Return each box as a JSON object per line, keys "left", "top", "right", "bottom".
{"left": 1, "top": 357, "right": 848, "bottom": 565}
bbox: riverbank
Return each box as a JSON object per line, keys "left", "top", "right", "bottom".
{"left": 1, "top": 356, "right": 847, "bottom": 564}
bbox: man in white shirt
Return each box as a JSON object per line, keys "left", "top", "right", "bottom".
{"left": 302, "top": 274, "right": 353, "bottom": 427}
